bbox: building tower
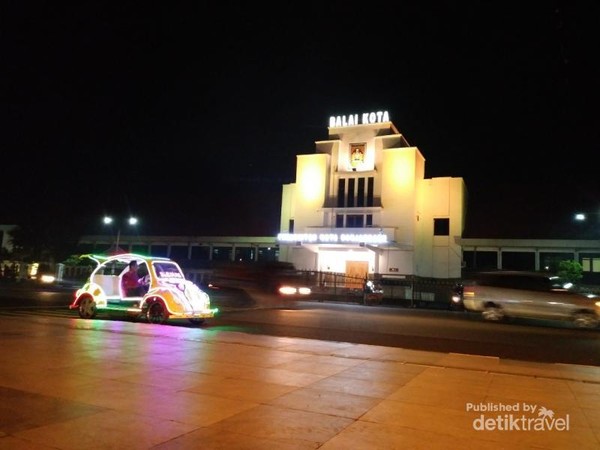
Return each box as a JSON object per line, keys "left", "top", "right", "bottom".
{"left": 278, "top": 111, "right": 466, "bottom": 281}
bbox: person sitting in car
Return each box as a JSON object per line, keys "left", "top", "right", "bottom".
{"left": 121, "top": 261, "right": 146, "bottom": 297}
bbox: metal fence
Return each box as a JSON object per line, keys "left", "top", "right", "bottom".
{"left": 304, "top": 271, "right": 460, "bottom": 309}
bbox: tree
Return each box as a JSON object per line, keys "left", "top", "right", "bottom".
{"left": 557, "top": 260, "right": 583, "bottom": 284}
{"left": 8, "top": 220, "right": 81, "bottom": 264}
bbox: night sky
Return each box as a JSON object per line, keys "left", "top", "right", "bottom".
{"left": 2, "top": 2, "right": 599, "bottom": 240}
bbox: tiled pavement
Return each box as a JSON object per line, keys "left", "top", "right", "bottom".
{"left": 1, "top": 314, "right": 599, "bottom": 449}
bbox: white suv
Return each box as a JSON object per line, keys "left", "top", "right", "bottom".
{"left": 462, "top": 271, "right": 600, "bottom": 329}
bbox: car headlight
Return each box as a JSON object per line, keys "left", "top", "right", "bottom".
{"left": 279, "top": 286, "right": 297, "bottom": 295}
{"left": 40, "top": 274, "right": 55, "bottom": 283}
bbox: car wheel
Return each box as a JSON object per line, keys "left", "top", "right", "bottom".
{"left": 482, "top": 304, "right": 504, "bottom": 322}
{"left": 147, "top": 301, "right": 168, "bottom": 324}
{"left": 78, "top": 297, "right": 97, "bottom": 319}
{"left": 573, "top": 312, "right": 599, "bottom": 329}
{"left": 188, "top": 318, "right": 205, "bottom": 325}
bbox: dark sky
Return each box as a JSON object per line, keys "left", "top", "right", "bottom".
{"left": 2, "top": 1, "right": 599, "bottom": 239}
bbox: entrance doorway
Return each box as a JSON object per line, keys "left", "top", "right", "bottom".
{"left": 345, "top": 261, "right": 368, "bottom": 289}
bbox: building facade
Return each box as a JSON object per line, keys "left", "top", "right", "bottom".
{"left": 277, "top": 112, "right": 466, "bottom": 280}
{"left": 458, "top": 237, "right": 600, "bottom": 285}
{"left": 76, "top": 235, "right": 279, "bottom": 264}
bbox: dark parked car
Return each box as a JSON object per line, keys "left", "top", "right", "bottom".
{"left": 462, "top": 271, "right": 600, "bottom": 328}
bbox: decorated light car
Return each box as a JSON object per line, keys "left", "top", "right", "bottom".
{"left": 69, "top": 253, "right": 218, "bottom": 325}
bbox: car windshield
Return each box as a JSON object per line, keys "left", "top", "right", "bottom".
{"left": 153, "top": 262, "right": 184, "bottom": 280}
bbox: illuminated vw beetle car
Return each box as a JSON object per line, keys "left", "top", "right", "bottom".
{"left": 69, "top": 253, "right": 218, "bottom": 325}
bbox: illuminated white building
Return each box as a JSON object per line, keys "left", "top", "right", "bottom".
{"left": 278, "top": 112, "right": 466, "bottom": 280}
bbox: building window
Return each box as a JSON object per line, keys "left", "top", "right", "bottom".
{"left": 357, "top": 178, "right": 365, "bottom": 207}
{"left": 289, "top": 219, "right": 294, "bottom": 233}
{"left": 434, "top": 218, "right": 450, "bottom": 236}
{"left": 337, "top": 177, "right": 372, "bottom": 208}
{"left": 212, "top": 247, "right": 232, "bottom": 261}
{"left": 582, "top": 258, "right": 590, "bottom": 271}
{"left": 335, "top": 213, "right": 373, "bottom": 228}
{"left": 347, "top": 178, "right": 355, "bottom": 207}
{"left": 235, "top": 247, "right": 254, "bottom": 262}
{"left": 367, "top": 177, "right": 374, "bottom": 207}
{"left": 191, "top": 246, "right": 210, "bottom": 261}
{"left": 583, "top": 257, "right": 600, "bottom": 273}
{"left": 346, "top": 214, "right": 364, "bottom": 228}
{"left": 337, "top": 179, "right": 345, "bottom": 207}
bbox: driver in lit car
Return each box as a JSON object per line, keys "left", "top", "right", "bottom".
{"left": 121, "top": 261, "right": 147, "bottom": 297}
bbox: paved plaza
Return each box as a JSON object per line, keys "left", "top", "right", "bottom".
{"left": 1, "top": 314, "right": 599, "bottom": 449}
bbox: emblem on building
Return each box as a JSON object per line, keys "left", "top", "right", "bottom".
{"left": 350, "top": 144, "right": 365, "bottom": 168}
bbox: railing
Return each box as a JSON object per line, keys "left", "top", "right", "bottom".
{"left": 322, "top": 196, "right": 382, "bottom": 208}
{"left": 307, "top": 271, "right": 460, "bottom": 309}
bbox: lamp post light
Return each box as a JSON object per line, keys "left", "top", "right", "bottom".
{"left": 103, "top": 216, "right": 138, "bottom": 252}
{"left": 573, "top": 211, "right": 600, "bottom": 240}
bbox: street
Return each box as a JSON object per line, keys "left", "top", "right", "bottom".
{"left": 1, "top": 283, "right": 599, "bottom": 366}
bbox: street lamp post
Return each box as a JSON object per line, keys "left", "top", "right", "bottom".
{"left": 103, "top": 216, "right": 138, "bottom": 253}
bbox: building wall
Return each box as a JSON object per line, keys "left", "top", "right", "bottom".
{"left": 290, "top": 246, "right": 319, "bottom": 271}
{"left": 381, "top": 147, "right": 422, "bottom": 246}
{"left": 278, "top": 183, "right": 295, "bottom": 264}
{"left": 293, "top": 153, "right": 328, "bottom": 230}
{"left": 416, "top": 177, "right": 466, "bottom": 278}
{"left": 280, "top": 183, "right": 295, "bottom": 232}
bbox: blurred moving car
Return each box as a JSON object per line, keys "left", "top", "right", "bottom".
{"left": 209, "top": 261, "right": 312, "bottom": 298}
{"left": 462, "top": 270, "right": 600, "bottom": 328}
{"left": 28, "top": 262, "right": 56, "bottom": 284}
{"left": 69, "top": 253, "right": 218, "bottom": 325}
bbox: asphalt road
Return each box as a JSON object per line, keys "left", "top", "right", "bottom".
{"left": 1, "top": 282, "right": 599, "bottom": 366}
{"left": 204, "top": 302, "right": 600, "bottom": 366}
